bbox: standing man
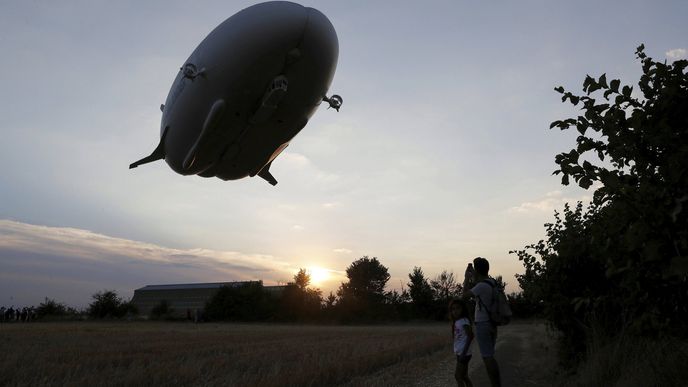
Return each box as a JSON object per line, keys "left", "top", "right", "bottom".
{"left": 462, "top": 257, "right": 501, "bottom": 387}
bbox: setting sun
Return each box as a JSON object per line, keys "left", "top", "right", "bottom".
{"left": 307, "top": 266, "right": 331, "bottom": 286}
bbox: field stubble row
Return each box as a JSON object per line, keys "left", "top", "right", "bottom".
{"left": 0, "top": 322, "right": 449, "bottom": 386}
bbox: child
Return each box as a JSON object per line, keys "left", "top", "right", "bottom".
{"left": 450, "top": 298, "right": 474, "bottom": 387}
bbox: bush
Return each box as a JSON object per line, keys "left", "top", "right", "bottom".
{"left": 513, "top": 45, "right": 688, "bottom": 363}
{"left": 88, "top": 290, "right": 134, "bottom": 319}
{"left": 205, "top": 282, "right": 276, "bottom": 321}
{"left": 36, "top": 298, "right": 68, "bottom": 318}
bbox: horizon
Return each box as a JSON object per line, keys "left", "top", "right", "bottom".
{"left": 2, "top": 0, "right": 687, "bottom": 309}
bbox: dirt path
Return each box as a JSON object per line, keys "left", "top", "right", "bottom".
{"left": 413, "top": 322, "right": 558, "bottom": 387}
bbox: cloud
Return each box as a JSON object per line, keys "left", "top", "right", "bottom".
{"left": 276, "top": 151, "right": 341, "bottom": 186}
{"left": 666, "top": 48, "right": 687, "bottom": 60}
{"left": 280, "top": 152, "right": 311, "bottom": 168}
{"left": 0, "top": 219, "right": 297, "bottom": 307}
{"left": 508, "top": 190, "right": 591, "bottom": 214}
{"left": 333, "top": 248, "right": 352, "bottom": 254}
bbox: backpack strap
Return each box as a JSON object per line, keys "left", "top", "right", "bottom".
{"left": 476, "top": 279, "right": 496, "bottom": 314}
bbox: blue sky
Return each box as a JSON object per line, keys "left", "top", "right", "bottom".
{"left": 1, "top": 0, "right": 686, "bottom": 307}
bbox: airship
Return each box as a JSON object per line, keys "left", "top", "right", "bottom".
{"left": 130, "top": 1, "right": 341, "bottom": 186}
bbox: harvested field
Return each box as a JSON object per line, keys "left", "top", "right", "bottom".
{"left": 0, "top": 322, "right": 449, "bottom": 386}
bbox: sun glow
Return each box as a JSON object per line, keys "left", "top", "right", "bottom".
{"left": 308, "top": 266, "right": 331, "bottom": 286}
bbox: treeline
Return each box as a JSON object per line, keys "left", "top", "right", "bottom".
{"left": 6, "top": 291, "right": 139, "bottom": 321}
{"left": 21, "top": 259, "right": 536, "bottom": 323}
{"left": 511, "top": 45, "right": 687, "bottom": 382}
{"left": 203, "top": 257, "right": 533, "bottom": 323}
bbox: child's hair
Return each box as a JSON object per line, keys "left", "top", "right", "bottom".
{"left": 449, "top": 298, "right": 470, "bottom": 321}
{"left": 448, "top": 298, "right": 471, "bottom": 337}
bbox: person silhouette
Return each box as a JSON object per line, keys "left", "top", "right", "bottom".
{"left": 462, "top": 257, "right": 502, "bottom": 387}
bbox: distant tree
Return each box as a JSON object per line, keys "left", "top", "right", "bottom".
{"left": 205, "top": 282, "right": 275, "bottom": 321}
{"left": 507, "top": 291, "right": 542, "bottom": 319}
{"left": 337, "top": 256, "right": 391, "bottom": 320}
{"left": 430, "top": 270, "right": 462, "bottom": 305}
{"left": 513, "top": 45, "right": 688, "bottom": 362}
{"left": 384, "top": 288, "right": 410, "bottom": 305}
{"left": 88, "top": 290, "right": 130, "bottom": 319}
{"left": 293, "top": 268, "right": 311, "bottom": 290}
{"left": 324, "top": 291, "right": 337, "bottom": 307}
{"left": 492, "top": 275, "right": 506, "bottom": 291}
{"left": 384, "top": 288, "right": 412, "bottom": 321}
{"left": 36, "top": 297, "right": 68, "bottom": 318}
{"left": 407, "top": 266, "right": 434, "bottom": 318}
{"left": 279, "top": 269, "right": 322, "bottom": 321}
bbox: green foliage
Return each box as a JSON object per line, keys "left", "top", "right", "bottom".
{"left": 88, "top": 290, "right": 133, "bottom": 319}
{"left": 279, "top": 269, "right": 323, "bottom": 321}
{"left": 430, "top": 270, "right": 462, "bottom": 305}
{"left": 383, "top": 288, "right": 412, "bottom": 321}
{"left": 337, "top": 256, "right": 391, "bottom": 320}
{"left": 293, "top": 268, "right": 311, "bottom": 290}
{"left": 514, "top": 45, "right": 688, "bottom": 362}
{"left": 36, "top": 297, "right": 68, "bottom": 318}
{"left": 407, "top": 266, "right": 434, "bottom": 317}
{"left": 204, "top": 282, "right": 275, "bottom": 321}
{"left": 506, "top": 292, "right": 543, "bottom": 318}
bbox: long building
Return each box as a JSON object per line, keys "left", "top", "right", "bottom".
{"left": 131, "top": 281, "right": 286, "bottom": 318}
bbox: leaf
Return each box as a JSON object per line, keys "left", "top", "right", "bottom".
{"left": 576, "top": 122, "right": 588, "bottom": 135}
{"left": 583, "top": 75, "right": 595, "bottom": 92}
{"left": 579, "top": 177, "right": 593, "bottom": 189}
{"left": 598, "top": 73, "right": 608, "bottom": 88}
{"left": 610, "top": 79, "right": 620, "bottom": 93}
{"left": 622, "top": 85, "right": 633, "bottom": 97}
{"left": 554, "top": 86, "right": 565, "bottom": 93}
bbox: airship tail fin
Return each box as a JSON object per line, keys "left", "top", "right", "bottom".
{"left": 257, "top": 161, "right": 278, "bottom": 186}
{"left": 129, "top": 127, "right": 168, "bottom": 169}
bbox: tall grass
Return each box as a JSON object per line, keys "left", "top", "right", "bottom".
{"left": 558, "top": 333, "right": 688, "bottom": 387}
{"left": 0, "top": 322, "right": 448, "bottom": 386}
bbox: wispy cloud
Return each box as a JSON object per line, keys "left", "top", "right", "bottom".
{"left": 0, "top": 219, "right": 297, "bottom": 307}
{"left": 333, "top": 248, "right": 352, "bottom": 254}
{"left": 508, "top": 190, "right": 592, "bottom": 214}
{"left": 280, "top": 152, "right": 311, "bottom": 168}
{"left": 666, "top": 48, "right": 687, "bottom": 60}
{"left": 277, "top": 151, "right": 341, "bottom": 185}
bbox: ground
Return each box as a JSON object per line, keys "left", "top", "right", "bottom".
{"left": 336, "top": 321, "right": 558, "bottom": 386}
{"left": 0, "top": 320, "right": 557, "bottom": 386}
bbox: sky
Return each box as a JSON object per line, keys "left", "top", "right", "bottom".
{"left": 1, "top": 0, "right": 687, "bottom": 308}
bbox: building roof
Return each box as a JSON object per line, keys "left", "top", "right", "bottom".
{"left": 134, "top": 281, "right": 258, "bottom": 291}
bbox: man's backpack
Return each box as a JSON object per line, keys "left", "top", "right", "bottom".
{"left": 478, "top": 279, "right": 512, "bottom": 326}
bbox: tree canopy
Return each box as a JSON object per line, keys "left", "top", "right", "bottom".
{"left": 513, "top": 45, "right": 687, "bottom": 360}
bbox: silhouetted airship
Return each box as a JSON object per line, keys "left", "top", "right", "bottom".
{"left": 130, "top": 1, "right": 341, "bottom": 185}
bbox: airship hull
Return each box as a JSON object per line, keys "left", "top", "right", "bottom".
{"left": 132, "top": 1, "right": 339, "bottom": 185}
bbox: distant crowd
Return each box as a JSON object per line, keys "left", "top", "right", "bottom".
{"left": 1, "top": 306, "right": 37, "bottom": 322}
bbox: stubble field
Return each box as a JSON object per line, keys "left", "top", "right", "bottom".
{"left": 0, "top": 322, "right": 450, "bottom": 386}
